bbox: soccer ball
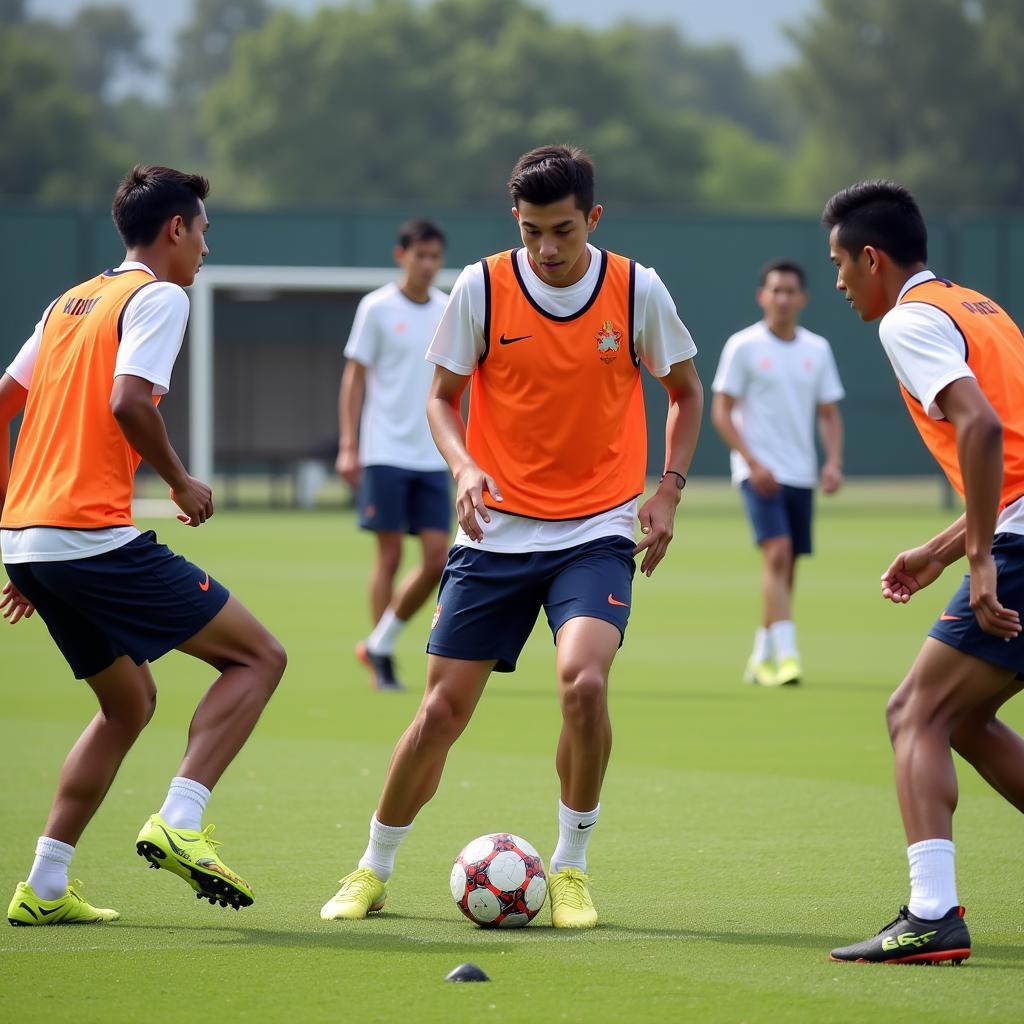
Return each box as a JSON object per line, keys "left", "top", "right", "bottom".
{"left": 450, "top": 833, "right": 547, "bottom": 928}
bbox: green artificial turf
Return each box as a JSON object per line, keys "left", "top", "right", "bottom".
{"left": 2, "top": 483, "right": 1022, "bottom": 1022}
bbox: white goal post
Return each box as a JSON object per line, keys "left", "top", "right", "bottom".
{"left": 187, "top": 265, "right": 460, "bottom": 482}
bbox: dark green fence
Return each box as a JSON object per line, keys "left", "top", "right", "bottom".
{"left": 4, "top": 202, "right": 1023, "bottom": 478}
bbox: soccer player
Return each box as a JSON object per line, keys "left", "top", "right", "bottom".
{"left": 0, "top": 166, "right": 286, "bottom": 926}
{"left": 823, "top": 180, "right": 1024, "bottom": 965}
{"left": 336, "top": 220, "right": 451, "bottom": 691}
{"left": 711, "top": 260, "right": 845, "bottom": 686}
{"left": 320, "top": 144, "right": 703, "bottom": 928}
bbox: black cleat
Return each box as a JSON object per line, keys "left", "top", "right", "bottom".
{"left": 355, "top": 642, "right": 405, "bottom": 691}
{"left": 830, "top": 905, "right": 971, "bottom": 965}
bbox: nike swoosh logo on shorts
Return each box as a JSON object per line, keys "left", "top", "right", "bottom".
{"left": 498, "top": 334, "right": 532, "bottom": 345}
{"left": 199, "top": 573, "right": 210, "bottom": 592}
{"left": 607, "top": 594, "right": 629, "bottom": 608}
{"left": 940, "top": 613, "right": 961, "bottom": 621}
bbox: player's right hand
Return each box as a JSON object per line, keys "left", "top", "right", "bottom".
{"left": 336, "top": 447, "right": 361, "bottom": 488}
{"left": 455, "top": 462, "right": 502, "bottom": 542}
{"left": 1, "top": 581, "right": 35, "bottom": 624}
{"left": 968, "top": 553, "right": 1021, "bottom": 639}
{"left": 881, "top": 545, "right": 946, "bottom": 603}
{"left": 171, "top": 475, "right": 214, "bottom": 527}
{"left": 748, "top": 462, "right": 780, "bottom": 498}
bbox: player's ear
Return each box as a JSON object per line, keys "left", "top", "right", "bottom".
{"left": 392, "top": 244, "right": 406, "bottom": 266}
{"left": 586, "top": 204, "right": 603, "bottom": 232}
{"left": 511, "top": 206, "right": 521, "bottom": 224}
{"left": 167, "top": 214, "right": 185, "bottom": 243}
{"left": 863, "top": 245, "right": 882, "bottom": 275}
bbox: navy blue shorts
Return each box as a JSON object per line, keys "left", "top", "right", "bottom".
{"left": 929, "top": 533, "right": 1024, "bottom": 675}
{"left": 4, "top": 531, "right": 230, "bottom": 680}
{"left": 740, "top": 481, "right": 814, "bottom": 556}
{"left": 359, "top": 465, "right": 451, "bottom": 535}
{"left": 427, "top": 535, "right": 637, "bottom": 673}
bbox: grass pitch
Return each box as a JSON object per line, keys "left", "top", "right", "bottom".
{"left": 2, "top": 482, "right": 1022, "bottom": 1022}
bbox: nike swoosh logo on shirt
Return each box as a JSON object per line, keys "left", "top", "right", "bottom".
{"left": 498, "top": 334, "right": 532, "bottom": 345}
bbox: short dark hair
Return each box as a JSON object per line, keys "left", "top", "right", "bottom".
{"left": 760, "top": 259, "right": 806, "bottom": 289}
{"left": 397, "top": 218, "right": 446, "bottom": 250}
{"left": 821, "top": 179, "right": 927, "bottom": 267}
{"left": 508, "top": 144, "right": 595, "bottom": 213}
{"left": 112, "top": 164, "right": 210, "bottom": 247}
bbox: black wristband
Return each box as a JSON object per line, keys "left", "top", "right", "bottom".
{"left": 661, "top": 470, "right": 687, "bottom": 489}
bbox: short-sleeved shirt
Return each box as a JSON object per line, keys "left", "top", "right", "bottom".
{"left": 344, "top": 282, "right": 448, "bottom": 472}
{"left": 426, "top": 243, "right": 698, "bottom": 553}
{"left": 2, "top": 261, "right": 189, "bottom": 564}
{"left": 880, "top": 269, "right": 1024, "bottom": 535}
{"left": 712, "top": 322, "right": 844, "bottom": 488}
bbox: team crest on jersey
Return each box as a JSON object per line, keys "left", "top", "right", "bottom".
{"left": 596, "top": 320, "right": 622, "bottom": 364}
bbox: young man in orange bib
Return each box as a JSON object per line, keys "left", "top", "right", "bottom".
{"left": 321, "top": 145, "right": 703, "bottom": 927}
{"left": 824, "top": 180, "right": 1024, "bottom": 965}
{"left": 0, "top": 166, "right": 286, "bottom": 925}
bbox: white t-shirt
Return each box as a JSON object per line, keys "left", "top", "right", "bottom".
{"left": 880, "top": 269, "right": 1024, "bottom": 536}
{"left": 426, "top": 244, "right": 698, "bottom": 552}
{"left": 712, "top": 322, "right": 844, "bottom": 488}
{"left": 2, "top": 261, "right": 190, "bottom": 563}
{"left": 344, "top": 282, "right": 448, "bottom": 472}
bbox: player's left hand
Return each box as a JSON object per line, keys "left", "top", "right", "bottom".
{"left": 820, "top": 462, "right": 843, "bottom": 494}
{"left": 0, "top": 580, "right": 35, "bottom": 624}
{"left": 968, "top": 553, "right": 1021, "bottom": 640}
{"left": 635, "top": 483, "right": 679, "bottom": 577}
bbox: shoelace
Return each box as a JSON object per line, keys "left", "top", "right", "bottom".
{"left": 553, "top": 870, "right": 591, "bottom": 909}
{"left": 66, "top": 879, "right": 86, "bottom": 903}
{"left": 875, "top": 907, "right": 910, "bottom": 935}
{"left": 198, "top": 824, "right": 222, "bottom": 850}
{"left": 337, "top": 869, "right": 379, "bottom": 900}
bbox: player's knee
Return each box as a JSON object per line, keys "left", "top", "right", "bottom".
{"left": 560, "top": 667, "right": 608, "bottom": 725}
{"left": 107, "top": 686, "right": 156, "bottom": 738}
{"left": 260, "top": 634, "right": 287, "bottom": 690}
{"left": 417, "top": 689, "right": 466, "bottom": 744}
{"left": 763, "top": 540, "right": 792, "bottom": 575}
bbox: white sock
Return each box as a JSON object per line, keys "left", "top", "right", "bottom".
{"left": 908, "top": 838, "right": 958, "bottom": 919}
{"left": 752, "top": 627, "right": 772, "bottom": 663}
{"left": 27, "top": 836, "right": 74, "bottom": 900}
{"left": 366, "top": 609, "right": 406, "bottom": 657}
{"left": 550, "top": 801, "right": 600, "bottom": 873}
{"left": 159, "top": 777, "right": 211, "bottom": 832}
{"left": 769, "top": 620, "right": 798, "bottom": 660}
{"left": 358, "top": 815, "right": 412, "bottom": 882}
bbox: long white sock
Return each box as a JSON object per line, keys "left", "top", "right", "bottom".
{"left": 769, "top": 620, "right": 798, "bottom": 660}
{"left": 752, "top": 627, "right": 772, "bottom": 663}
{"left": 908, "top": 838, "right": 958, "bottom": 919}
{"left": 358, "top": 815, "right": 412, "bottom": 882}
{"left": 366, "top": 609, "right": 406, "bottom": 657}
{"left": 27, "top": 836, "right": 74, "bottom": 900}
{"left": 550, "top": 801, "right": 600, "bottom": 873}
{"left": 159, "top": 777, "right": 211, "bottom": 832}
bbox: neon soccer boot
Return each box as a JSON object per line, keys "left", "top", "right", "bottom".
{"left": 549, "top": 868, "right": 598, "bottom": 929}
{"left": 320, "top": 867, "right": 387, "bottom": 920}
{"left": 743, "top": 657, "right": 778, "bottom": 687}
{"left": 829, "top": 905, "right": 971, "bottom": 965}
{"left": 774, "top": 656, "right": 802, "bottom": 687}
{"left": 355, "top": 641, "right": 405, "bottom": 692}
{"left": 8, "top": 880, "right": 119, "bottom": 926}
{"left": 136, "top": 814, "right": 254, "bottom": 909}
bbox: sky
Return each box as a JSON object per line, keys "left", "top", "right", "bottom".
{"left": 29, "top": 0, "right": 816, "bottom": 72}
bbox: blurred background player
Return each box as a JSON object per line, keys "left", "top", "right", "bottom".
{"left": 335, "top": 220, "right": 451, "bottom": 691}
{"left": 711, "top": 260, "right": 844, "bottom": 686}
{"left": 320, "top": 144, "right": 703, "bottom": 929}
{"left": 824, "top": 180, "right": 1024, "bottom": 965}
{"left": 1, "top": 166, "right": 286, "bottom": 926}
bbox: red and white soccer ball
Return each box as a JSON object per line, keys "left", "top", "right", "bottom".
{"left": 450, "top": 833, "right": 547, "bottom": 928}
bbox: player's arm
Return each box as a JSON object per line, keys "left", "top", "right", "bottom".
{"left": 426, "top": 365, "right": 502, "bottom": 542}
{"left": 635, "top": 358, "right": 703, "bottom": 577}
{"left": 709, "top": 391, "right": 779, "bottom": 497}
{"left": 336, "top": 358, "right": 366, "bottom": 487}
{"left": 0, "top": 372, "right": 28, "bottom": 513}
{"left": 816, "top": 402, "right": 844, "bottom": 494}
{"left": 109, "top": 375, "right": 212, "bottom": 526}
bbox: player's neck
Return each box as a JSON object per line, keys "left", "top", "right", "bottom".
{"left": 123, "top": 247, "right": 166, "bottom": 280}
{"left": 764, "top": 317, "right": 798, "bottom": 341}
{"left": 398, "top": 278, "right": 430, "bottom": 304}
{"left": 887, "top": 262, "right": 930, "bottom": 308}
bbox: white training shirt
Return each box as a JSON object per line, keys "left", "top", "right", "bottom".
{"left": 880, "top": 269, "right": 1024, "bottom": 536}
{"left": 712, "top": 322, "right": 844, "bottom": 488}
{"left": 344, "top": 282, "right": 448, "bottom": 472}
{"left": 2, "top": 261, "right": 190, "bottom": 563}
{"left": 427, "top": 244, "right": 698, "bottom": 552}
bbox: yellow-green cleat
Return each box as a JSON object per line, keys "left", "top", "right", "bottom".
{"left": 8, "top": 880, "right": 119, "bottom": 926}
{"left": 743, "top": 656, "right": 778, "bottom": 687}
{"left": 136, "top": 813, "right": 254, "bottom": 910}
{"left": 549, "top": 868, "right": 598, "bottom": 929}
{"left": 320, "top": 867, "right": 387, "bottom": 920}
{"left": 774, "top": 655, "right": 802, "bottom": 686}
